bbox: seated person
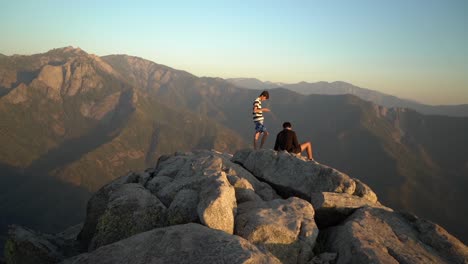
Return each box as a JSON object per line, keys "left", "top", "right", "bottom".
{"left": 274, "top": 122, "right": 314, "bottom": 160}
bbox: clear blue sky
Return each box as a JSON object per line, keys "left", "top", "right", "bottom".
{"left": 1, "top": 0, "right": 467, "bottom": 105}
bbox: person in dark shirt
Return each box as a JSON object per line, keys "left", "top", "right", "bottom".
{"left": 274, "top": 122, "right": 314, "bottom": 160}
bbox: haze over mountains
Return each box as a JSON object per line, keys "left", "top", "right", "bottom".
{"left": 0, "top": 47, "right": 467, "bottom": 251}
{"left": 227, "top": 78, "right": 468, "bottom": 117}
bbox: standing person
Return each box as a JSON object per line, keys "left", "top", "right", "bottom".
{"left": 253, "top": 90, "right": 270, "bottom": 150}
{"left": 274, "top": 122, "right": 314, "bottom": 160}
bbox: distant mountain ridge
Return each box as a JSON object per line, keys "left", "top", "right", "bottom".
{"left": 227, "top": 78, "right": 468, "bottom": 117}
{"left": 0, "top": 47, "right": 245, "bottom": 177}
{"left": 0, "top": 47, "right": 467, "bottom": 250}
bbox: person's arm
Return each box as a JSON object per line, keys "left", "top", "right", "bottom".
{"left": 253, "top": 106, "right": 270, "bottom": 113}
{"left": 253, "top": 100, "right": 270, "bottom": 112}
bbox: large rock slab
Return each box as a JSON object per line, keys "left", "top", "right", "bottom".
{"left": 235, "top": 197, "right": 319, "bottom": 264}
{"left": 166, "top": 189, "right": 199, "bottom": 225}
{"left": 197, "top": 171, "right": 236, "bottom": 233}
{"left": 87, "top": 183, "right": 167, "bottom": 250}
{"left": 62, "top": 223, "right": 281, "bottom": 264}
{"left": 232, "top": 149, "right": 377, "bottom": 202}
{"left": 77, "top": 171, "right": 152, "bottom": 250}
{"left": 323, "top": 207, "right": 468, "bottom": 264}
{"left": 311, "top": 192, "right": 382, "bottom": 210}
{"left": 311, "top": 192, "right": 387, "bottom": 228}
{"left": 77, "top": 172, "right": 166, "bottom": 251}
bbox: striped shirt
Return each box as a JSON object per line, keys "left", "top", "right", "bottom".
{"left": 252, "top": 97, "right": 264, "bottom": 122}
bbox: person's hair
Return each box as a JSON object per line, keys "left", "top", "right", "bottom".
{"left": 260, "top": 90, "right": 269, "bottom": 99}
{"left": 283, "top": 122, "right": 292, "bottom": 129}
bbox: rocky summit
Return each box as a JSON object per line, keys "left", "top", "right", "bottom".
{"left": 4, "top": 149, "right": 468, "bottom": 264}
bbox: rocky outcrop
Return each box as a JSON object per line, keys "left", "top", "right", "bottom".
{"left": 63, "top": 223, "right": 281, "bottom": 264}
{"left": 235, "top": 197, "right": 318, "bottom": 264}
{"left": 77, "top": 172, "right": 163, "bottom": 251}
{"left": 232, "top": 149, "right": 377, "bottom": 202}
{"left": 310, "top": 192, "right": 387, "bottom": 228}
{"left": 146, "top": 150, "right": 280, "bottom": 232}
{"left": 73, "top": 150, "right": 283, "bottom": 255}
{"left": 147, "top": 152, "right": 237, "bottom": 234}
{"left": 4, "top": 226, "right": 64, "bottom": 264}
{"left": 71, "top": 150, "right": 318, "bottom": 263}
{"left": 62, "top": 58, "right": 103, "bottom": 96}
{"left": 4, "top": 83, "right": 29, "bottom": 104}
{"left": 37, "top": 65, "right": 63, "bottom": 100}
{"left": 79, "top": 91, "right": 121, "bottom": 120}
{"left": 0, "top": 67, "right": 16, "bottom": 89}
{"left": 87, "top": 183, "right": 167, "bottom": 250}
{"left": 322, "top": 207, "right": 468, "bottom": 264}
{"left": 5, "top": 149, "right": 468, "bottom": 264}
{"left": 4, "top": 225, "right": 82, "bottom": 264}
{"left": 3, "top": 49, "right": 113, "bottom": 106}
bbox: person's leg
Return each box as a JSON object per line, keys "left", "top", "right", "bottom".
{"left": 300, "top": 141, "right": 313, "bottom": 160}
{"left": 260, "top": 131, "right": 269, "bottom": 149}
{"left": 253, "top": 132, "right": 261, "bottom": 150}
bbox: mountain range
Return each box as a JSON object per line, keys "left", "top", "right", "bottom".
{"left": 0, "top": 47, "right": 467, "bottom": 253}
{"left": 0, "top": 47, "right": 246, "bottom": 252}
{"left": 227, "top": 78, "right": 468, "bottom": 117}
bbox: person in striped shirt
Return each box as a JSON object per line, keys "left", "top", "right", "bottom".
{"left": 252, "top": 90, "right": 270, "bottom": 150}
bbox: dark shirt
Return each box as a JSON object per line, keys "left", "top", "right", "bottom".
{"left": 274, "top": 129, "right": 301, "bottom": 154}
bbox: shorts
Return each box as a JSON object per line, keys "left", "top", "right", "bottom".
{"left": 254, "top": 121, "right": 267, "bottom": 133}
